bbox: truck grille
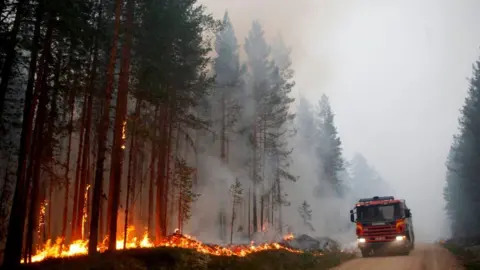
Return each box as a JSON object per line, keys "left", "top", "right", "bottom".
{"left": 363, "top": 224, "right": 396, "bottom": 242}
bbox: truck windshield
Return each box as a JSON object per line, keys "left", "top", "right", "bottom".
{"left": 356, "top": 203, "right": 402, "bottom": 222}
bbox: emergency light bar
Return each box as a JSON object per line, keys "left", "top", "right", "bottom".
{"left": 355, "top": 196, "right": 400, "bottom": 207}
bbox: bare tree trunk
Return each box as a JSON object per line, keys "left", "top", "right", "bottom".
{"left": 2, "top": 3, "right": 44, "bottom": 266}
{"left": 88, "top": 0, "right": 122, "bottom": 255}
{"left": 155, "top": 107, "right": 166, "bottom": 242}
{"left": 230, "top": 194, "right": 236, "bottom": 244}
{"left": 0, "top": 0, "right": 27, "bottom": 118}
{"left": 24, "top": 12, "right": 55, "bottom": 263}
{"left": 148, "top": 107, "right": 158, "bottom": 237}
{"left": 76, "top": 91, "right": 91, "bottom": 240}
{"left": 62, "top": 87, "right": 75, "bottom": 243}
{"left": 162, "top": 109, "right": 174, "bottom": 237}
{"left": 72, "top": 94, "right": 86, "bottom": 240}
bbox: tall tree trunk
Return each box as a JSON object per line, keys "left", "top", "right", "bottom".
{"left": 0, "top": 0, "right": 27, "bottom": 118}
{"left": 247, "top": 186, "right": 251, "bottom": 239}
{"left": 220, "top": 91, "right": 226, "bottom": 162}
{"left": 2, "top": 3, "right": 44, "bottom": 266}
{"left": 276, "top": 171, "right": 282, "bottom": 234}
{"left": 75, "top": 91, "right": 91, "bottom": 240}
{"left": 148, "top": 124, "right": 156, "bottom": 236}
{"left": 155, "top": 107, "right": 166, "bottom": 242}
{"left": 61, "top": 74, "right": 76, "bottom": 244}
{"left": 88, "top": 0, "right": 122, "bottom": 255}
{"left": 120, "top": 0, "right": 134, "bottom": 248}
{"left": 252, "top": 120, "right": 258, "bottom": 234}
{"left": 25, "top": 14, "right": 55, "bottom": 261}
{"left": 71, "top": 94, "right": 86, "bottom": 240}
{"left": 162, "top": 109, "right": 174, "bottom": 237}
{"left": 107, "top": 0, "right": 129, "bottom": 249}
{"left": 127, "top": 101, "right": 140, "bottom": 227}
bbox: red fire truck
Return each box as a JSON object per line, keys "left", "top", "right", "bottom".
{"left": 349, "top": 196, "right": 415, "bottom": 257}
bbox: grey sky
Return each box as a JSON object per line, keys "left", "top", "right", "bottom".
{"left": 198, "top": 0, "right": 480, "bottom": 241}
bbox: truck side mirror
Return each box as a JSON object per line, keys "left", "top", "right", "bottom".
{"left": 405, "top": 209, "right": 411, "bottom": 218}
{"left": 350, "top": 210, "right": 355, "bottom": 222}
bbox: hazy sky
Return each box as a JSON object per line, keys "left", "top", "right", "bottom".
{"left": 198, "top": 0, "right": 480, "bottom": 241}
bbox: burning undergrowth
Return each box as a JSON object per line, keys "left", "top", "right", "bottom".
{"left": 19, "top": 228, "right": 320, "bottom": 265}
{"left": 18, "top": 238, "right": 353, "bottom": 270}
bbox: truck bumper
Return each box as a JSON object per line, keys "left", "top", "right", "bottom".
{"left": 357, "top": 236, "right": 410, "bottom": 252}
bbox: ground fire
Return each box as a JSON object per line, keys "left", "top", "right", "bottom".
{"left": 20, "top": 227, "right": 310, "bottom": 263}
{"left": 349, "top": 196, "right": 415, "bottom": 257}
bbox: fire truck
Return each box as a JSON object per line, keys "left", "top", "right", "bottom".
{"left": 349, "top": 196, "right": 415, "bottom": 257}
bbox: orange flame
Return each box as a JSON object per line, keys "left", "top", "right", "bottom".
{"left": 20, "top": 226, "right": 314, "bottom": 264}
{"left": 283, "top": 233, "right": 294, "bottom": 241}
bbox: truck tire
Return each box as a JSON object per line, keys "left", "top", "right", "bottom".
{"left": 361, "top": 249, "right": 371, "bottom": 258}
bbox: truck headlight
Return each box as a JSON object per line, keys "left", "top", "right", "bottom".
{"left": 395, "top": 235, "right": 406, "bottom": 241}
{"left": 358, "top": 238, "right": 366, "bottom": 243}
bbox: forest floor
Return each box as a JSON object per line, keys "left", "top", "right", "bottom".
{"left": 443, "top": 241, "right": 480, "bottom": 270}
{"left": 15, "top": 247, "right": 354, "bottom": 270}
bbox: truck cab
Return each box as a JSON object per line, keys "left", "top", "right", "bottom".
{"left": 349, "top": 196, "right": 415, "bottom": 257}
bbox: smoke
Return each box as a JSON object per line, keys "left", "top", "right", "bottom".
{"left": 188, "top": 0, "right": 479, "bottom": 247}
{"left": 183, "top": 0, "right": 357, "bottom": 246}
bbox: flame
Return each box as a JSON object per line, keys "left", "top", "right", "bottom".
{"left": 81, "top": 185, "right": 91, "bottom": 240}
{"left": 20, "top": 226, "right": 314, "bottom": 264}
{"left": 121, "top": 120, "right": 127, "bottom": 149}
{"left": 37, "top": 200, "right": 48, "bottom": 236}
{"left": 283, "top": 233, "right": 294, "bottom": 241}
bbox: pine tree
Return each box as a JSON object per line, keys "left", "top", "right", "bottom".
{"left": 174, "top": 157, "right": 199, "bottom": 232}
{"left": 350, "top": 153, "right": 393, "bottom": 198}
{"left": 298, "top": 200, "right": 314, "bottom": 232}
{"left": 267, "top": 35, "right": 296, "bottom": 233}
{"left": 295, "top": 95, "right": 316, "bottom": 148}
{"left": 444, "top": 56, "right": 480, "bottom": 239}
{"left": 244, "top": 20, "right": 273, "bottom": 234}
{"left": 213, "top": 11, "right": 245, "bottom": 241}
{"left": 229, "top": 178, "right": 243, "bottom": 244}
{"left": 315, "top": 94, "right": 344, "bottom": 197}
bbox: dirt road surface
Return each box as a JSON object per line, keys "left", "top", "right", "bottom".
{"left": 332, "top": 243, "right": 463, "bottom": 270}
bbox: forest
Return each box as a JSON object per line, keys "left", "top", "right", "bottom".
{"left": 0, "top": 0, "right": 391, "bottom": 267}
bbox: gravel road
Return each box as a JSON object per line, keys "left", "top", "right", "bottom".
{"left": 332, "top": 243, "right": 462, "bottom": 270}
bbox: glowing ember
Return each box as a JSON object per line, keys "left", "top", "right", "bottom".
{"left": 20, "top": 227, "right": 314, "bottom": 264}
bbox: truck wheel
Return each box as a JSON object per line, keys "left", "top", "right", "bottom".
{"left": 361, "top": 249, "right": 371, "bottom": 258}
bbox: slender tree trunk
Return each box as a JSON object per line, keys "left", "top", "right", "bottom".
{"left": 3, "top": 3, "right": 44, "bottom": 265}
{"left": 25, "top": 15, "right": 54, "bottom": 260}
{"left": 252, "top": 120, "right": 258, "bottom": 234}
{"left": 230, "top": 195, "right": 236, "bottom": 244}
{"left": 107, "top": 0, "right": 131, "bottom": 250}
{"left": 71, "top": 95, "right": 86, "bottom": 239}
{"left": 0, "top": 0, "right": 27, "bottom": 118}
{"left": 76, "top": 91, "right": 91, "bottom": 240}
{"left": 61, "top": 75, "right": 75, "bottom": 244}
{"left": 276, "top": 176, "right": 282, "bottom": 234}
{"left": 162, "top": 109, "right": 174, "bottom": 237}
{"left": 247, "top": 186, "right": 251, "bottom": 239}
{"left": 155, "top": 107, "right": 166, "bottom": 242}
{"left": 88, "top": 0, "right": 122, "bottom": 255}
{"left": 148, "top": 130, "right": 156, "bottom": 236}
{"left": 128, "top": 103, "right": 140, "bottom": 226}
{"left": 124, "top": 126, "right": 135, "bottom": 248}
{"left": 148, "top": 107, "right": 158, "bottom": 237}
{"left": 121, "top": 1, "right": 134, "bottom": 247}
